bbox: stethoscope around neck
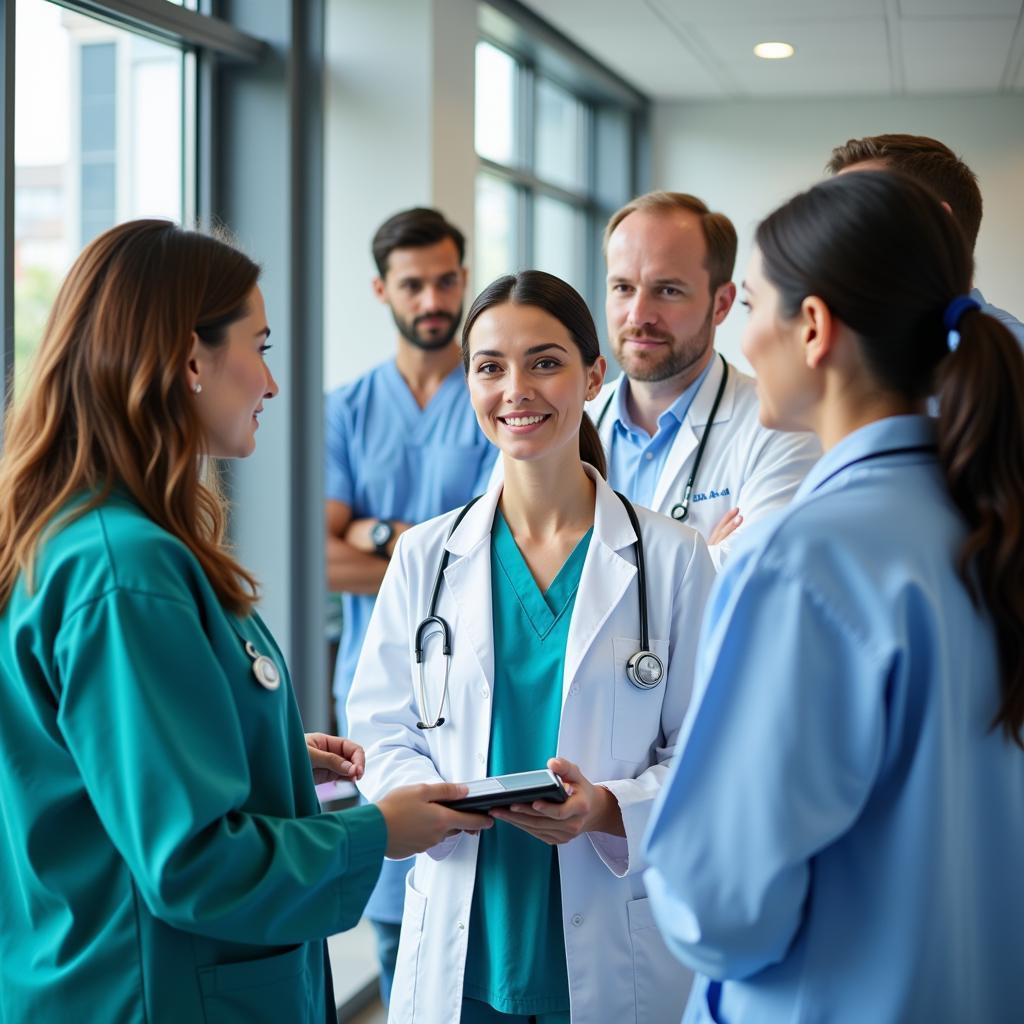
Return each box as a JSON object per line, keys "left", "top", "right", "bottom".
{"left": 413, "top": 491, "right": 665, "bottom": 730}
{"left": 595, "top": 353, "right": 729, "bottom": 523}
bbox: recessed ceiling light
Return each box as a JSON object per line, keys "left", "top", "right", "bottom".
{"left": 754, "top": 41, "right": 795, "bottom": 60}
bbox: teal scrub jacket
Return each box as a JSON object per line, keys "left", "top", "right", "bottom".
{"left": 0, "top": 494, "right": 386, "bottom": 1023}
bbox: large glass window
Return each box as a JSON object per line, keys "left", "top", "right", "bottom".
{"left": 13, "top": 0, "right": 187, "bottom": 393}
{"left": 473, "top": 37, "right": 642, "bottom": 327}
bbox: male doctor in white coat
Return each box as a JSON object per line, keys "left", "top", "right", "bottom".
{"left": 594, "top": 191, "right": 821, "bottom": 565}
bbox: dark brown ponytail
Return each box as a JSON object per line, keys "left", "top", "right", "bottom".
{"left": 756, "top": 170, "right": 1024, "bottom": 748}
{"left": 936, "top": 310, "right": 1024, "bottom": 746}
{"left": 579, "top": 411, "right": 607, "bottom": 478}
{"left": 462, "top": 270, "right": 607, "bottom": 478}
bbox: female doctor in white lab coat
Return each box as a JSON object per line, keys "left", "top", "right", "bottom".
{"left": 347, "top": 270, "right": 716, "bottom": 1024}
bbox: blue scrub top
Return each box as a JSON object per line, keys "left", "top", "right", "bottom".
{"left": 463, "top": 511, "right": 592, "bottom": 1017}
{"left": 971, "top": 286, "right": 1024, "bottom": 348}
{"left": 643, "top": 415, "right": 1024, "bottom": 1023}
{"left": 605, "top": 357, "right": 712, "bottom": 507}
{"left": 325, "top": 359, "right": 495, "bottom": 922}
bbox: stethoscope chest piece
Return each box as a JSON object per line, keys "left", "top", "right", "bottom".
{"left": 245, "top": 641, "right": 281, "bottom": 691}
{"left": 626, "top": 649, "right": 665, "bottom": 690}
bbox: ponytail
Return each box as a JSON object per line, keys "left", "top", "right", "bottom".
{"left": 937, "top": 311, "right": 1024, "bottom": 749}
{"left": 579, "top": 411, "right": 607, "bottom": 478}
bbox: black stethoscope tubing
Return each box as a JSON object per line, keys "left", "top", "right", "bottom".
{"left": 413, "top": 492, "right": 664, "bottom": 729}
{"left": 594, "top": 353, "right": 729, "bottom": 522}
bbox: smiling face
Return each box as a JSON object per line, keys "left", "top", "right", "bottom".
{"left": 605, "top": 208, "right": 733, "bottom": 385}
{"left": 740, "top": 247, "right": 817, "bottom": 432}
{"left": 466, "top": 301, "right": 605, "bottom": 467}
{"left": 190, "top": 285, "right": 278, "bottom": 459}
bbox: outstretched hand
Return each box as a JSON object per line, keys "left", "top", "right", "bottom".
{"left": 489, "top": 757, "right": 625, "bottom": 845}
{"left": 305, "top": 732, "right": 365, "bottom": 785}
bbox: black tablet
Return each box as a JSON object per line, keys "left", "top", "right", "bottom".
{"left": 439, "top": 769, "right": 569, "bottom": 813}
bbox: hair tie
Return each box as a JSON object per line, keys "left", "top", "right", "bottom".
{"left": 943, "top": 295, "right": 980, "bottom": 353}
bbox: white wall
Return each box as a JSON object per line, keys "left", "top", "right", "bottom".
{"left": 652, "top": 94, "right": 1024, "bottom": 372}
{"left": 323, "top": 0, "right": 477, "bottom": 392}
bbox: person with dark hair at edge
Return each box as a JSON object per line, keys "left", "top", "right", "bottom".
{"left": 348, "top": 271, "right": 716, "bottom": 1023}
{"left": 324, "top": 206, "right": 496, "bottom": 1006}
{"left": 592, "top": 191, "right": 821, "bottom": 567}
{"left": 828, "top": 133, "right": 1024, "bottom": 346}
{"left": 0, "top": 220, "right": 494, "bottom": 1023}
{"left": 644, "top": 171, "right": 1024, "bottom": 1022}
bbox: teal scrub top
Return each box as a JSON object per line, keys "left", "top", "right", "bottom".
{"left": 463, "top": 511, "right": 593, "bottom": 1017}
{"left": 0, "top": 493, "right": 386, "bottom": 1023}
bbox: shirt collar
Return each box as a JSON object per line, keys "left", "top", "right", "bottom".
{"left": 613, "top": 356, "right": 715, "bottom": 438}
{"left": 795, "top": 415, "right": 936, "bottom": 500}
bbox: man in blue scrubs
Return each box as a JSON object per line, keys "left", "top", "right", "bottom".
{"left": 324, "top": 207, "right": 495, "bottom": 1005}
{"left": 828, "top": 133, "right": 1024, "bottom": 346}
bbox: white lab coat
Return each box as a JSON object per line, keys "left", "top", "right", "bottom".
{"left": 348, "top": 466, "right": 716, "bottom": 1024}
{"left": 588, "top": 355, "right": 821, "bottom": 567}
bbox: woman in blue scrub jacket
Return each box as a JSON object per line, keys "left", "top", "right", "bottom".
{"left": 348, "top": 271, "right": 717, "bottom": 1024}
{"left": 643, "top": 170, "right": 1024, "bottom": 1023}
{"left": 0, "top": 219, "right": 492, "bottom": 1023}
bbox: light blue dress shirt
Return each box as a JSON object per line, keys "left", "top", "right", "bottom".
{"left": 643, "top": 415, "right": 1024, "bottom": 1023}
{"left": 606, "top": 358, "right": 713, "bottom": 508}
{"left": 325, "top": 359, "right": 495, "bottom": 921}
{"left": 971, "top": 286, "right": 1024, "bottom": 348}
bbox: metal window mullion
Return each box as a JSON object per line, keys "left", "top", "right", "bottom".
{"left": 0, "top": 0, "right": 13, "bottom": 427}
{"left": 48, "top": 0, "right": 264, "bottom": 62}
{"left": 478, "top": 158, "right": 589, "bottom": 209}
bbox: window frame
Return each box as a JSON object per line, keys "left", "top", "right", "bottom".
{"left": 474, "top": 2, "right": 649, "bottom": 337}
{"left": 0, "top": 0, "right": 264, "bottom": 417}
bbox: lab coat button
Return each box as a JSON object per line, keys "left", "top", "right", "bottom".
{"left": 571, "top": 913, "right": 584, "bottom": 927}
{"left": 458, "top": 922, "right": 465, "bottom": 930}
{"left": 476, "top": 753, "right": 485, "bottom": 764}
{"left": 480, "top": 687, "right": 489, "bottom": 699}
{"left": 569, "top": 686, "right": 579, "bottom": 697}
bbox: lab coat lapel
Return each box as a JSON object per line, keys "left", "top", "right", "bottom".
{"left": 440, "top": 483, "right": 501, "bottom": 691}
{"left": 562, "top": 472, "right": 637, "bottom": 702}
{"left": 651, "top": 353, "right": 731, "bottom": 512}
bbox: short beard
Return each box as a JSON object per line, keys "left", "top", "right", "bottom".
{"left": 614, "top": 305, "right": 714, "bottom": 384}
{"left": 392, "top": 306, "right": 463, "bottom": 351}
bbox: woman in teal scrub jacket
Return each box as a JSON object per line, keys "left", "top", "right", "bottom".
{"left": 0, "top": 220, "right": 491, "bottom": 1023}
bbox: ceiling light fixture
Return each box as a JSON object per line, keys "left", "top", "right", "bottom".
{"left": 754, "top": 41, "right": 795, "bottom": 60}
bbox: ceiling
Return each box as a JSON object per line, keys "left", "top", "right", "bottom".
{"left": 518, "top": 0, "right": 1024, "bottom": 100}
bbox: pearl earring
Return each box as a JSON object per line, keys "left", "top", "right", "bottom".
{"left": 192, "top": 383, "right": 202, "bottom": 395}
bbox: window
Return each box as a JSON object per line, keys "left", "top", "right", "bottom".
{"left": 12, "top": 0, "right": 188, "bottom": 394}
{"left": 473, "top": 35, "right": 644, "bottom": 332}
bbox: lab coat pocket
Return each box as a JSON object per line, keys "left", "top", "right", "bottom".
{"left": 612, "top": 637, "right": 670, "bottom": 763}
{"left": 627, "top": 896, "right": 692, "bottom": 1024}
{"left": 198, "top": 942, "right": 313, "bottom": 1023}
{"left": 389, "top": 871, "right": 429, "bottom": 1023}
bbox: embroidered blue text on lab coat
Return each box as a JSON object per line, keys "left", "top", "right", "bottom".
{"left": 691, "top": 488, "right": 730, "bottom": 503}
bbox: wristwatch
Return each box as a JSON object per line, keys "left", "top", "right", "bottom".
{"left": 370, "top": 519, "right": 394, "bottom": 558}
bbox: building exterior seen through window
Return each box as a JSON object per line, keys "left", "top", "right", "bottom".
{"left": 13, "top": 0, "right": 186, "bottom": 393}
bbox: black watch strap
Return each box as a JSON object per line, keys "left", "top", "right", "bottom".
{"left": 371, "top": 519, "right": 394, "bottom": 558}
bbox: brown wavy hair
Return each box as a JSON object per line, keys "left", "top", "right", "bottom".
{"left": 0, "top": 219, "right": 262, "bottom": 615}
{"left": 756, "top": 171, "right": 1024, "bottom": 749}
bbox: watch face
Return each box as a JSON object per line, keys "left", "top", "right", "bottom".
{"left": 371, "top": 522, "right": 392, "bottom": 547}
